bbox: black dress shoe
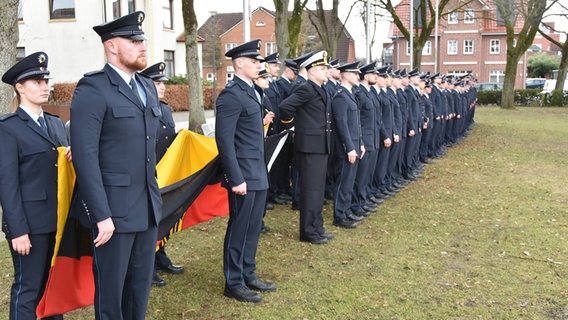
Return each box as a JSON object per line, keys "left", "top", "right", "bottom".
{"left": 347, "top": 213, "right": 364, "bottom": 222}
{"left": 380, "top": 189, "right": 396, "bottom": 196}
{"left": 278, "top": 193, "right": 293, "bottom": 201}
{"left": 351, "top": 208, "right": 369, "bottom": 217}
{"left": 157, "top": 264, "right": 184, "bottom": 274}
{"left": 266, "top": 202, "right": 274, "bottom": 210}
{"left": 260, "top": 224, "right": 271, "bottom": 234}
{"left": 224, "top": 286, "right": 262, "bottom": 303}
{"left": 386, "top": 185, "right": 400, "bottom": 193}
{"left": 320, "top": 232, "right": 334, "bottom": 240}
{"left": 300, "top": 236, "right": 328, "bottom": 244}
{"left": 333, "top": 219, "right": 357, "bottom": 228}
{"left": 152, "top": 274, "right": 166, "bottom": 287}
{"left": 246, "top": 279, "right": 277, "bottom": 292}
{"left": 362, "top": 205, "right": 377, "bottom": 213}
{"left": 270, "top": 197, "right": 287, "bottom": 205}
{"left": 421, "top": 158, "right": 433, "bottom": 164}
{"left": 368, "top": 196, "right": 384, "bottom": 205}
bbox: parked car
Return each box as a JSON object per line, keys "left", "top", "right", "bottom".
{"left": 525, "top": 78, "right": 546, "bottom": 89}
{"left": 541, "top": 79, "right": 568, "bottom": 93}
{"left": 476, "top": 82, "right": 503, "bottom": 91}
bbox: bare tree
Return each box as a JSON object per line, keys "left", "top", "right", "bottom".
{"left": 181, "top": 0, "right": 205, "bottom": 133}
{"left": 491, "top": 0, "right": 547, "bottom": 109}
{"left": 307, "top": 0, "right": 357, "bottom": 59}
{"left": 273, "top": 0, "right": 291, "bottom": 66}
{"left": 288, "top": 0, "right": 309, "bottom": 57}
{"left": 377, "top": 0, "right": 473, "bottom": 67}
{"left": 0, "top": 0, "right": 19, "bottom": 115}
{"left": 539, "top": 1, "right": 567, "bottom": 91}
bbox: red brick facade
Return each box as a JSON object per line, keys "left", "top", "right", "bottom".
{"left": 389, "top": 0, "right": 546, "bottom": 87}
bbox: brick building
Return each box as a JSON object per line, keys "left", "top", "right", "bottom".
{"left": 388, "top": 0, "right": 561, "bottom": 87}
{"left": 198, "top": 6, "right": 356, "bottom": 87}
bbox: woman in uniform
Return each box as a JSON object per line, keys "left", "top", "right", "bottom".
{"left": 0, "top": 52, "right": 70, "bottom": 319}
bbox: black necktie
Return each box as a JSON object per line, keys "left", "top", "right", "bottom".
{"left": 38, "top": 116, "right": 48, "bottom": 135}
{"left": 130, "top": 78, "right": 143, "bottom": 105}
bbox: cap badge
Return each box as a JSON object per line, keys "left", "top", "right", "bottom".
{"left": 38, "top": 54, "right": 46, "bottom": 64}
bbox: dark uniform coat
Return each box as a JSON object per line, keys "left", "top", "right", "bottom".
{"left": 0, "top": 108, "right": 68, "bottom": 320}
{"left": 0, "top": 109, "right": 68, "bottom": 239}
{"left": 215, "top": 75, "right": 268, "bottom": 289}
{"left": 70, "top": 64, "right": 162, "bottom": 320}
{"left": 156, "top": 101, "right": 176, "bottom": 162}
{"left": 70, "top": 64, "right": 162, "bottom": 231}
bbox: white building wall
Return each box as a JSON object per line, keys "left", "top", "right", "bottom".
{"left": 16, "top": 0, "right": 200, "bottom": 84}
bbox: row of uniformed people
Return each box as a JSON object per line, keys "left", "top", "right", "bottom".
{"left": 255, "top": 50, "right": 477, "bottom": 241}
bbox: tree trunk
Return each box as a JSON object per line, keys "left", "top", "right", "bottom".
{"left": 500, "top": 54, "right": 519, "bottom": 109}
{"left": 288, "top": 0, "right": 308, "bottom": 57}
{"left": 0, "top": 0, "right": 19, "bottom": 115}
{"left": 182, "top": 0, "right": 205, "bottom": 133}
{"left": 555, "top": 44, "right": 568, "bottom": 91}
{"left": 273, "top": 0, "right": 290, "bottom": 71}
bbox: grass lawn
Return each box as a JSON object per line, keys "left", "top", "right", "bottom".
{"left": 1, "top": 106, "right": 568, "bottom": 319}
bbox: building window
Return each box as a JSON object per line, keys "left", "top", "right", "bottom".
{"left": 489, "top": 70, "right": 505, "bottom": 82}
{"left": 206, "top": 73, "right": 215, "bottom": 81}
{"left": 112, "top": 0, "right": 121, "bottom": 19}
{"left": 464, "top": 9, "right": 474, "bottom": 23}
{"left": 266, "top": 42, "right": 277, "bottom": 55}
{"left": 18, "top": 0, "right": 23, "bottom": 20}
{"left": 447, "top": 40, "right": 458, "bottom": 55}
{"left": 423, "top": 41, "right": 432, "bottom": 55}
{"left": 490, "top": 39, "right": 500, "bottom": 54}
{"left": 16, "top": 47, "right": 26, "bottom": 62}
{"left": 226, "top": 73, "right": 234, "bottom": 84}
{"left": 163, "top": 0, "right": 173, "bottom": 29}
{"left": 448, "top": 11, "right": 458, "bottom": 24}
{"left": 49, "top": 0, "right": 75, "bottom": 19}
{"left": 127, "top": 0, "right": 135, "bottom": 13}
{"left": 225, "top": 43, "right": 237, "bottom": 59}
{"left": 463, "top": 39, "right": 474, "bottom": 54}
{"left": 164, "top": 50, "right": 175, "bottom": 78}
{"left": 406, "top": 41, "right": 410, "bottom": 56}
{"left": 256, "top": 20, "right": 266, "bottom": 27}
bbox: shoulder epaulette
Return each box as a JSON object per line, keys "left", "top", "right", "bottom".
{"left": 0, "top": 113, "right": 17, "bottom": 121}
{"left": 137, "top": 72, "right": 151, "bottom": 79}
{"left": 43, "top": 111, "right": 60, "bottom": 118}
{"left": 84, "top": 69, "right": 104, "bottom": 77}
{"left": 226, "top": 81, "right": 236, "bottom": 88}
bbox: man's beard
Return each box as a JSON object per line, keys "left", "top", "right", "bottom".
{"left": 119, "top": 52, "right": 147, "bottom": 71}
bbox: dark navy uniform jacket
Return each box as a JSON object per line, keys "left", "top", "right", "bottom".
{"left": 279, "top": 79, "right": 331, "bottom": 154}
{"left": 388, "top": 88, "right": 402, "bottom": 137}
{"left": 0, "top": 108, "right": 68, "bottom": 239}
{"left": 396, "top": 88, "right": 408, "bottom": 138}
{"left": 265, "top": 80, "right": 281, "bottom": 134}
{"left": 70, "top": 64, "right": 162, "bottom": 232}
{"left": 331, "top": 87, "right": 362, "bottom": 157}
{"left": 276, "top": 76, "right": 294, "bottom": 98}
{"left": 404, "top": 85, "right": 421, "bottom": 133}
{"left": 354, "top": 84, "right": 378, "bottom": 151}
{"left": 156, "top": 101, "right": 176, "bottom": 162}
{"left": 215, "top": 76, "right": 269, "bottom": 191}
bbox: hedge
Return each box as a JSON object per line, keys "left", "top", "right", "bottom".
{"left": 51, "top": 83, "right": 219, "bottom": 111}
{"left": 477, "top": 88, "right": 568, "bottom": 107}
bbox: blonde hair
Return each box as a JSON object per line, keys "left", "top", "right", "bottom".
{"left": 10, "top": 91, "right": 20, "bottom": 112}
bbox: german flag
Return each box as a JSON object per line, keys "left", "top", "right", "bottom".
{"left": 37, "top": 130, "right": 228, "bottom": 317}
{"left": 36, "top": 129, "right": 289, "bottom": 317}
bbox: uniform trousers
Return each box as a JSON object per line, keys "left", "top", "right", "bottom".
{"left": 92, "top": 225, "right": 157, "bottom": 320}
{"left": 297, "top": 152, "right": 328, "bottom": 239}
{"left": 387, "top": 140, "right": 402, "bottom": 184}
{"left": 352, "top": 149, "right": 377, "bottom": 211}
{"left": 8, "top": 232, "right": 62, "bottom": 320}
{"left": 224, "top": 189, "right": 266, "bottom": 289}
{"left": 373, "top": 144, "right": 391, "bottom": 192}
{"left": 420, "top": 127, "right": 432, "bottom": 161}
{"left": 333, "top": 155, "right": 359, "bottom": 222}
